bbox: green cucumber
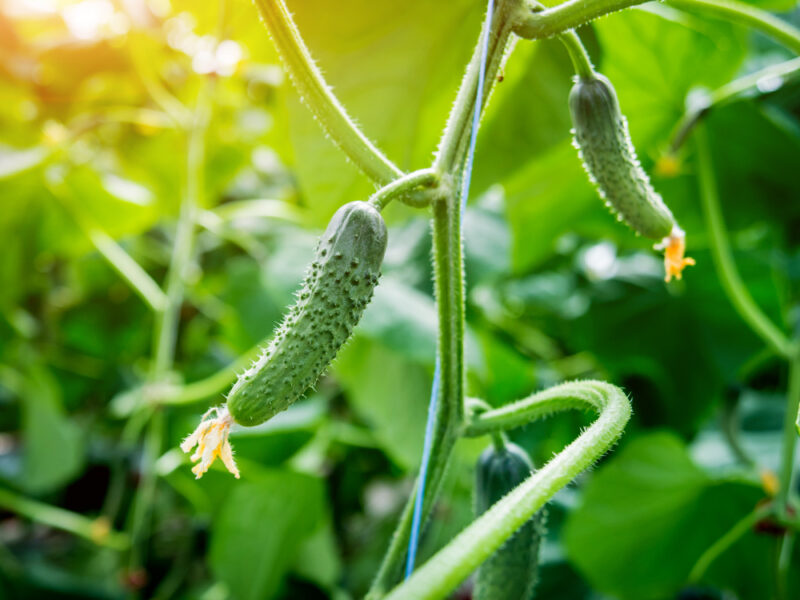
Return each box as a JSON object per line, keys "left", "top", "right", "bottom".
{"left": 569, "top": 72, "right": 676, "bottom": 240}
{"left": 226, "top": 201, "right": 387, "bottom": 426}
{"left": 474, "top": 441, "right": 546, "bottom": 600}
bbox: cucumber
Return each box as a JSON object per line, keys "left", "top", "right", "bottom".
{"left": 227, "top": 200, "right": 387, "bottom": 426}
{"left": 474, "top": 442, "right": 546, "bottom": 600}
{"left": 569, "top": 72, "right": 676, "bottom": 240}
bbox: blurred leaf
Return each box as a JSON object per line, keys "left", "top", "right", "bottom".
{"left": 473, "top": 39, "right": 575, "bottom": 192}
{"left": 210, "top": 470, "right": 326, "bottom": 600}
{"left": 334, "top": 337, "right": 430, "bottom": 468}
{"left": 595, "top": 6, "right": 746, "bottom": 144}
{"left": 564, "top": 432, "right": 765, "bottom": 600}
{"left": 292, "top": 518, "right": 342, "bottom": 590}
{"left": 505, "top": 140, "right": 597, "bottom": 272}
{"left": 0, "top": 146, "right": 48, "bottom": 179}
{"left": 21, "top": 365, "right": 85, "bottom": 494}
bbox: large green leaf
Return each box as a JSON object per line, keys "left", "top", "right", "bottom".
{"left": 334, "top": 337, "right": 430, "bottom": 468}
{"left": 564, "top": 432, "right": 766, "bottom": 600}
{"left": 472, "top": 38, "right": 575, "bottom": 193}
{"left": 595, "top": 6, "right": 746, "bottom": 144}
{"left": 282, "top": 0, "right": 481, "bottom": 222}
{"left": 210, "top": 470, "right": 326, "bottom": 600}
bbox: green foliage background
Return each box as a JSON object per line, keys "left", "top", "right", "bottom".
{"left": 0, "top": 0, "right": 799, "bottom": 598}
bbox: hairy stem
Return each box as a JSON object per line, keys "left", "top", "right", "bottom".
{"left": 526, "top": 1, "right": 596, "bottom": 79}
{"left": 252, "top": 0, "right": 402, "bottom": 185}
{"left": 0, "top": 487, "right": 129, "bottom": 551}
{"left": 434, "top": 0, "right": 518, "bottom": 174}
{"left": 368, "top": 169, "right": 440, "bottom": 211}
{"left": 370, "top": 3, "right": 517, "bottom": 590}
{"left": 385, "top": 381, "right": 631, "bottom": 600}
{"left": 695, "top": 124, "right": 794, "bottom": 359}
{"left": 514, "top": 0, "right": 800, "bottom": 55}
{"left": 368, "top": 190, "right": 465, "bottom": 596}
{"left": 559, "top": 30, "right": 596, "bottom": 80}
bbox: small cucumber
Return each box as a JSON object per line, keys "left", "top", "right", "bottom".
{"left": 474, "top": 441, "right": 546, "bottom": 600}
{"left": 226, "top": 201, "right": 387, "bottom": 426}
{"left": 569, "top": 72, "right": 676, "bottom": 240}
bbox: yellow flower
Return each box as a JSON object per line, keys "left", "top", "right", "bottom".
{"left": 181, "top": 406, "right": 240, "bottom": 479}
{"left": 660, "top": 227, "right": 695, "bottom": 283}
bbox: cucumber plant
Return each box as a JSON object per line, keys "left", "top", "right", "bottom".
{"left": 172, "top": 0, "right": 800, "bottom": 597}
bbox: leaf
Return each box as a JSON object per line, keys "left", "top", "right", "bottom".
{"left": 472, "top": 38, "right": 575, "bottom": 193}
{"left": 291, "top": 518, "right": 342, "bottom": 589}
{"left": 333, "top": 337, "right": 430, "bottom": 468}
{"left": 504, "top": 140, "right": 598, "bottom": 272}
{"left": 563, "top": 432, "right": 765, "bottom": 600}
{"left": 595, "top": 6, "right": 747, "bottom": 145}
{"left": 20, "top": 365, "right": 85, "bottom": 494}
{"left": 281, "top": 0, "right": 482, "bottom": 222}
{"left": 210, "top": 470, "right": 326, "bottom": 600}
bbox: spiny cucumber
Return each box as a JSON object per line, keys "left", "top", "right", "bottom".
{"left": 227, "top": 200, "right": 387, "bottom": 426}
{"left": 474, "top": 441, "right": 546, "bottom": 600}
{"left": 569, "top": 72, "right": 676, "bottom": 240}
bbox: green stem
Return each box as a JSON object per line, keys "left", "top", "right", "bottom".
{"left": 721, "top": 392, "right": 755, "bottom": 467}
{"left": 513, "top": 0, "right": 800, "bottom": 56}
{"left": 559, "top": 30, "right": 595, "bottom": 80}
{"left": 513, "top": 0, "right": 650, "bottom": 39}
{"left": 385, "top": 380, "right": 631, "bottom": 600}
{"left": 667, "top": 0, "right": 800, "bottom": 55}
{"left": 463, "top": 380, "right": 605, "bottom": 436}
{"left": 433, "top": 0, "right": 518, "bottom": 175}
{"left": 779, "top": 351, "right": 800, "bottom": 516}
{"left": 0, "top": 487, "right": 129, "bottom": 551}
{"left": 151, "top": 96, "right": 209, "bottom": 376}
{"left": 778, "top": 532, "right": 795, "bottom": 600}
{"left": 369, "top": 5, "right": 519, "bottom": 590}
{"left": 156, "top": 342, "right": 263, "bottom": 406}
{"left": 526, "top": 0, "right": 595, "bottom": 79}
{"left": 127, "top": 90, "right": 210, "bottom": 575}
{"left": 368, "top": 168, "right": 440, "bottom": 211}
{"left": 695, "top": 124, "right": 794, "bottom": 359}
{"left": 688, "top": 503, "right": 772, "bottom": 582}
{"left": 87, "top": 229, "right": 167, "bottom": 312}
{"left": 252, "top": 0, "right": 402, "bottom": 185}
{"left": 368, "top": 191, "right": 466, "bottom": 596}
{"left": 670, "top": 56, "right": 800, "bottom": 152}
{"left": 128, "top": 409, "right": 164, "bottom": 571}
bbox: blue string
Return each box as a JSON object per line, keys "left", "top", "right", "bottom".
{"left": 404, "top": 0, "right": 495, "bottom": 578}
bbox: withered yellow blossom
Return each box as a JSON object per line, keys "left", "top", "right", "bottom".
{"left": 181, "top": 406, "right": 240, "bottom": 479}
{"left": 660, "top": 228, "right": 695, "bottom": 283}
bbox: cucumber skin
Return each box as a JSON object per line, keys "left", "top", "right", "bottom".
{"left": 227, "top": 201, "right": 387, "bottom": 427}
{"left": 474, "top": 443, "right": 546, "bottom": 600}
{"left": 569, "top": 73, "right": 675, "bottom": 240}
